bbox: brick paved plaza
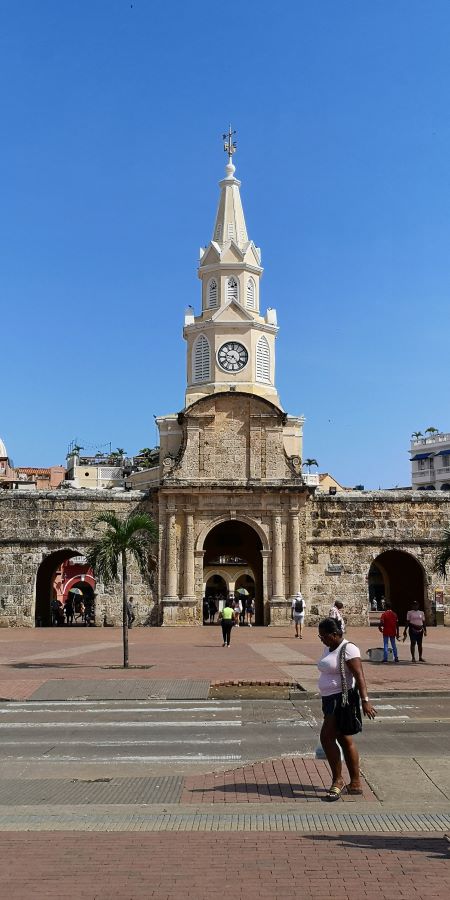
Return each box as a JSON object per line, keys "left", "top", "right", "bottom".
{"left": 1, "top": 624, "right": 449, "bottom": 700}
{"left": 1, "top": 625, "right": 449, "bottom": 898}
{"left": 2, "top": 832, "right": 449, "bottom": 899}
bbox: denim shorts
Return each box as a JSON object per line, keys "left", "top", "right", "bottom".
{"left": 321, "top": 692, "right": 342, "bottom": 716}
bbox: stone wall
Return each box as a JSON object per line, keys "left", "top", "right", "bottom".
{"left": 0, "top": 490, "right": 158, "bottom": 627}
{"left": 303, "top": 491, "right": 450, "bottom": 625}
{"left": 1, "top": 486, "right": 449, "bottom": 628}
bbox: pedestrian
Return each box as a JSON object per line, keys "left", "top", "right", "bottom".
{"left": 127, "top": 597, "right": 136, "bottom": 628}
{"left": 50, "top": 597, "right": 60, "bottom": 626}
{"left": 317, "top": 617, "right": 376, "bottom": 800}
{"left": 378, "top": 601, "right": 399, "bottom": 662}
{"left": 233, "top": 595, "right": 242, "bottom": 627}
{"left": 291, "top": 591, "right": 305, "bottom": 638}
{"left": 403, "top": 601, "right": 427, "bottom": 663}
{"left": 328, "top": 600, "right": 345, "bottom": 633}
{"left": 219, "top": 599, "right": 236, "bottom": 647}
{"left": 245, "top": 596, "right": 254, "bottom": 627}
{"left": 65, "top": 596, "right": 74, "bottom": 626}
{"left": 208, "top": 596, "right": 217, "bottom": 623}
{"left": 83, "top": 596, "right": 92, "bottom": 626}
{"left": 203, "top": 596, "right": 209, "bottom": 623}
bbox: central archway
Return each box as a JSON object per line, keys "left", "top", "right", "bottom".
{"left": 368, "top": 550, "right": 428, "bottom": 624}
{"left": 202, "top": 520, "right": 264, "bottom": 625}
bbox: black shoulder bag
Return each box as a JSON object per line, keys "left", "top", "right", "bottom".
{"left": 335, "top": 642, "right": 363, "bottom": 736}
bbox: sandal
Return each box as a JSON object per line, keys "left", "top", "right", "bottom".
{"left": 325, "top": 785, "right": 343, "bottom": 801}
{"left": 346, "top": 786, "right": 364, "bottom": 795}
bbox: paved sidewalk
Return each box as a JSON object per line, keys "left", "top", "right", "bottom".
{"left": 2, "top": 832, "right": 449, "bottom": 899}
{"left": 1, "top": 626, "right": 449, "bottom": 700}
{"left": 181, "top": 757, "right": 375, "bottom": 803}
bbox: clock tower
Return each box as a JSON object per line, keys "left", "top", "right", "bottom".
{"left": 183, "top": 129, "right": 281, "bottom": 408}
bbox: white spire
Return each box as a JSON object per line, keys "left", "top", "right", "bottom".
{"left": 212, "top": 127, "right": 249, "bottom": 248}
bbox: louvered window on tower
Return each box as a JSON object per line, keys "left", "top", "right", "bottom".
{"left": 208, "top": 279, "right": 218, "bottom": 308}
{"left": 193, "top": 334, "right": 211, "bottom": 383}
{"left": 246, "top": 278, "right": 256, "bottom": 309}
{"left": 256, "top": 336, "right": 271, "bottom": 382}
{"left": 227, "top": 277, "right": 238, "bottom": 303}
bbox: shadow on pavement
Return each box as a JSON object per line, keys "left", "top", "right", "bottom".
{"left": 304, "top": 833, "right": 449, "bottom": 858}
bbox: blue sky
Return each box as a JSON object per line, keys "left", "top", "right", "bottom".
{"left": 1, "top": 1, "right": 449, "bottom": 488}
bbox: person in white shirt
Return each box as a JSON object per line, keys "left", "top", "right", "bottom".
{"left": 291, "top": 592, "right": 305, "bottom": 638}
{"left": 328, "top": 600, "right": 345, "bottom": 633}
{"left": 403, "top": 601, "right": 427, "bottom": 663}
{"left": 317, "top": 617, "right": 376, "bottom": 800}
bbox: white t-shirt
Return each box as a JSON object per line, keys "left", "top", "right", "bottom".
{"left": 317, "top": 640, "right": 360, "bottom": 697}
{"left": 406, "top": 609, "right": 425, "bottom": 629}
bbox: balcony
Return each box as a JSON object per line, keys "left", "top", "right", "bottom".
{"left": 413, "top": 469, "right": 436, "bottom": 483}
{"left": 411, "top": 432, "right": 450, "bottom": 448}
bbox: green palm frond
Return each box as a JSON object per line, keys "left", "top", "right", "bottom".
{"left": 87, "top": 512, "right": 157, "bottom": 584}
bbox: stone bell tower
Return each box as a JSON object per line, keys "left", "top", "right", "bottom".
{"left": 183, "top": 127, "right": 280, "bottom": 408}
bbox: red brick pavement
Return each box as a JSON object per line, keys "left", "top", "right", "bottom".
{"left": 0, "top": 625, "right": 449, "bottom": 700}
{"left": 1, "top": 832, "right": 449, "bottom": 899}
{"left": 181, "top": 757, "right": 375, "bottom": 803}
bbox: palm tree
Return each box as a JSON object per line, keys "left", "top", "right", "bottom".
{"left": 434, "top": 526, "right": 450, "bottom": 581}
{"left": 303, "top": 458, "right": 318, "bottom": 473}
{"left": 411, "top": 432, "right": 423, "bottom": 441}
{"left": 425, "top": 427, "right": 439, "bottom": 435}
{"left": 86, "top": 512, "right": 157, "bottom": 668}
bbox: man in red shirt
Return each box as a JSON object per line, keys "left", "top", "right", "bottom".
{"left": 378, "top": 601, "right": 400, "bottom": 663}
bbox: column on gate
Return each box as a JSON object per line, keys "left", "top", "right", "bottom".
{"left": 182, "top": 509, "right": 195, "bottom": 601}
{"left": 289, "top": 509, "right": 301, "bottom": 599}
{"left": 271, "top": 512, "right": 284, "bottom": 600}
{"left": 164, "top": 508, "right": 179, "bottom": 600}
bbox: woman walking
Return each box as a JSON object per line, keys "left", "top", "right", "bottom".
{"left": 403, "top": 601, "right": 427, "bottom": 663}
{"left": 219, "top": 600, "right": 236, "bottom": 647}
{"left": 317, "top": 617, "right": 376, "bottom": 800}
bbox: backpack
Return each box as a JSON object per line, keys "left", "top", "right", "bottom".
{"left": 294, "top": 597, "right": 303, "bottom": 613}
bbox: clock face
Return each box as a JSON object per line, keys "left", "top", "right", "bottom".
{"left": 217, "top": 341, "right": 248, "bottom": 372}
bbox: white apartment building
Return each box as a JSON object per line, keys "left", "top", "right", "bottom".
{"left": 410, "top": 432, "right": 450, "bottom": 491}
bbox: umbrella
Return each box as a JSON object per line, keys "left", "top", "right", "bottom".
{"left": 236, "top": 587, "right": 250, "bottom": 596}
{"left": 69, "top": 587, "right": 84, "bottom": 595}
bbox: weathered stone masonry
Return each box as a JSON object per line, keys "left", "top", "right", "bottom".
{"left": 0, "top": 486, "right": 449, "bottom": 627}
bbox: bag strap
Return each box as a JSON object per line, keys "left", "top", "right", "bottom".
{"left": 338, "top": 642, "right": 349, "bottom": 706}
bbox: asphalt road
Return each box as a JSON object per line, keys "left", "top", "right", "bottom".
{"left": 0, "top": 696, "right": 449, "bottom": 783}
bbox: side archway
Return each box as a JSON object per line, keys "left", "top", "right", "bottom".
{"left": 35, "top": 548, "right": 94, "bottom": 627}
{"left": 368, "top": 550, "right": 428, "bottom": 624}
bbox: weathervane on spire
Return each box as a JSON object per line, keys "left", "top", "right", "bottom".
{"left": 223, "top": 125, "right": 237, "bottom": 163}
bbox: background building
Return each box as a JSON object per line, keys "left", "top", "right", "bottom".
{"left": 410, "top": 431, "right": 450, "bottom": 491}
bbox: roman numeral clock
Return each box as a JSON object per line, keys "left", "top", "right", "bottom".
{"left": 217, "top": 341, "right": 248, "bottom": 372}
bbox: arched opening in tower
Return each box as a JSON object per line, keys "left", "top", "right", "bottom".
{"left": 203, "top": 520, "right": 263, "bottom": 625}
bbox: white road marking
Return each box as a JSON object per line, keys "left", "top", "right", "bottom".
{"left": 0, "top": 739, "right": 242, "bottom": 747}
{"left": 4, "top": 754, "right": 242, "bottom": 763}
{"left": 0, "top": 720, "right": 241, "bottom": 728}
{"left": 375, "top": 715, "right": 410, "bottom": 720}
{"left": 0, "top": 707, "right": 240, "bottom": 716}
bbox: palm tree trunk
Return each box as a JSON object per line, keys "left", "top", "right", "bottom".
{"left": 122, "top": 550, "right": 129, "bottom": 669}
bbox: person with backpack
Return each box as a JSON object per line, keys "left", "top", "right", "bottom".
{"left": 291, "top": 591, "right": 305, "bottom": 638}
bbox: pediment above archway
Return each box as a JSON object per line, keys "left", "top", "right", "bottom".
{"left": 163, "top": 392, "right": 300, "bottom": 485}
